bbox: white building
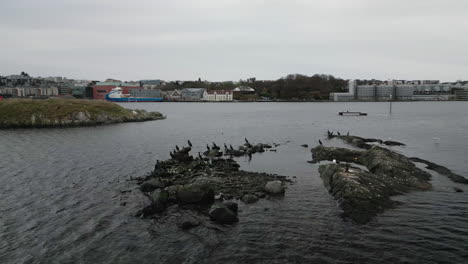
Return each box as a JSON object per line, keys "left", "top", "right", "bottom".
{"left": 331, "top": 80, "right": 455, "bottom": 101}
{"left": 202, "top": 90, "right": 233, "bottom": 101}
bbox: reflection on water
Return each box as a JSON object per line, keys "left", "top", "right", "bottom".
{"left": 0, "top": 102, "right": 467, "bottom": 263}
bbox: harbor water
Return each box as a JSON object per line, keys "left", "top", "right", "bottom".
{"left": 1, "top": 102, "right": 467, "bottom": 263}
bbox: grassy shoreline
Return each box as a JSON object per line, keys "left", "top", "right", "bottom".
{"left": 0, "top": 98, "right": 165, "bottom": 128}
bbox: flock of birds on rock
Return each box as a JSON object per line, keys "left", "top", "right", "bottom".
{"left": 165, "top": 138, "right": 273, "bottom": 163}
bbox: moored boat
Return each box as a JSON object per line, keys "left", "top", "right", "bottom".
{"left": 338, "top": 111, "right": 367, "bottom": 116}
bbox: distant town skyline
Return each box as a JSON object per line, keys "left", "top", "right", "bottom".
{"left": 1, "top": 0, "right": 467, "bottom": 82}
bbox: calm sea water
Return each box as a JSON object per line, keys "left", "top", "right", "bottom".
{"left": 1, "top": 102, "right": 467, "bottom": 264}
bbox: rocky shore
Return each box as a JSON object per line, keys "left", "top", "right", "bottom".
{"left": 0, "top": 98, "right": 165, "bottom": 128}
{"left": 135, "top": 141, "right": 289, "bottom": 226}
{"left": 311, "top": 133, "right": 467, "bottom": 224}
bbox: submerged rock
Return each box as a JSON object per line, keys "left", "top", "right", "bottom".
{"left": 264, "top": 180, "right": 285, "bottom": 195}
{"left": 242, "top": 194, "right": 259, "bottom": 204}
{"left": 223, "top": 201, "right": 238, "bottom": 214}
{"left": 209, "top": 203, "right": 239, "bottom": 225}
{"left": 409, "top": 157, "right": 468, "bottom": 184}
{"left": 330, "top": 134, "right": 405, "bottom": 149}
{"left": 177, "top": 216, "right": 201, "bottom": 230}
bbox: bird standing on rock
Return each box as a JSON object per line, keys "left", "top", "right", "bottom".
{"left": 187, "top": 140, "right": 192, "bottom": 147}
{"left": 319, "top": 139, "right": 323, "bottom": 146}
{"left": 337, "top": 131, "right": 341, "bottom": 136}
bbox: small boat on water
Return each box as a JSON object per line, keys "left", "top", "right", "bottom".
{"left": 105, "top": 87, "right": 163, "bottom": 102}
{"left": 338, "top": 111, "right": 367, "bottom": 116}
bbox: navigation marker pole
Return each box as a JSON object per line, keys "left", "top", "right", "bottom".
{"left": 389, "top": 94, "right": 393, "bottom": 115}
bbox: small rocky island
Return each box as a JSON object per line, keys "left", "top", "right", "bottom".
{"left": 135, "top": 141, "right": 289, "bottom": 227}
{"left": 0, "top": 98, "right": 165, "bottom": 128}
{"left": 311, "top": 133, "right": 467, "bottom": 224}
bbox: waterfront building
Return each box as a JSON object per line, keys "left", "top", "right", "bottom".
{"left": 181, "top": 88, "right": 205, "bottom": 101}
{"left": 72, "top": 86, "right": 87, "bottom": 98}
{"left": 202, "top": 90, "right": 233, "bottom": 101}
{"left": 331, "top": 80, "right": 455, "bottom": 101}
{"left": 92, "top": 82, "right": 141, "bottom": 100}
{"left": 129, "top": 88, "right": 162, "bottom": 98}
{"left": 166, "top": 90, "right": 182, "bottom": 101}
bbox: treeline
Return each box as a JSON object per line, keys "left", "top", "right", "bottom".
{"left": 158, "top": 74, "right": 348, "bottom": 100}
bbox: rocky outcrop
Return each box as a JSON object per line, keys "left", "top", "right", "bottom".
{"left": 311, "top": 145, "right": 362, "bottom": 164}
{"left": 312, "top": 144, "right": 432, "bottom": 223}
{"left": 409, "top": 157, "right": 468, "bottom": 184}
{"left": 319, "top": 164, "right": 398, "bottom": 224}
{"left": 328, "top": 134, "right": 405, "bottom": 149}
{"left": 136, "top": 142, "right": 290, "bottom": 224}
{"left": 0, "top": 99, "right": 165, "bottom": 129}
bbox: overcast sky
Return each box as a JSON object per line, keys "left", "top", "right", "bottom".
{"left": 1, "top": 0, "right": 467, "bottom": 81}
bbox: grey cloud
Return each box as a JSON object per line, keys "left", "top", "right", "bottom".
{"left": 1, "top": 0, "right": 467, "bottom": 81}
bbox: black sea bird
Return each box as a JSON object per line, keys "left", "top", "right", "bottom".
{"left": 206, "top": 144, "right": 211, "bottom": 151}
{"left": 212, "top": 142, "right": 220, "bottom": 150}
{"left": 230, "top": 144, "right": 234, "bottom": 150}
{"left": 175, "top": 145, "right": 180, "bottom": 151}
{"left": 337, "top": 131, "right": 341, "bottom": 136}
{"left": 224, "top": 143, "right": 228, "bottom": 150}
{"left": 198, "top": 152, "right": 203, "bottom": 159}
{"left": 245, "top": 138, "right": 250, "bottom": 144}
{"left": 187, "top": 140, "right": 192, "bottom": 147}
{"left": 319, "top": 139, "right": 323, "bottom": 146}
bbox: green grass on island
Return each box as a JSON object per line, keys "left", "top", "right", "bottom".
{"left": 0, "top": 98, "right": 164, "bottom": 128}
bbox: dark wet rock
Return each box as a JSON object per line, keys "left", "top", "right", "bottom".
{"left": 409, "top": 157, "right": 468, "bottom": 184}
{"left": 454, "top": 187, "right": 463, "bottom": 193}
{"left": 209, "top": 203, "right": 238, "bottom": 225}
{"left": 301, "top": 144, "right": 309, "bottom": 148}
{"left": 140, "top": 181, "right": 158, "bottom": 193}
{"left": 312, "top": 144, "right": 432, "bottom": 223}
{"left": 330, "top": 134, "right": 405, "bottom": 149}
{"left": 150, "top": 189, "right": 169, "bottom": 211}
{"left": 312, "top": 145, "right": 432, "bottom": 192}
{"left": 241, "top": 194, "right": 259, "bottom": 204}
{"left": 223, "top": 201, "right": 238, "bottom": 214}
{"left": 177, "top": 216, "right": 201, "bottom": 230}
{"left": 319, "top": 164, "right": 398, "bottom": 224}
{"left": 177, "top": 181, "right": 215, "bottom": 204}
{"left": 359, "top": 146, "right": 431, "bottom": 192}
{"left": 311, "top": 145, "right": 362, "bottom": 164}
{"left": 264, "top": 180, "right": 285, "bottom": 195}
{"left": 383, "top": 140, "right": 406, "bottom": 146}
{"left": 137, "top": 143, "right": 290, "bottom": 223}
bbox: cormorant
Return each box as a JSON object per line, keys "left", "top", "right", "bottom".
{"left": 245, "top": 138, "right": 250, "bottom": 144}
{"left": 337, "top": 131, "right": 341, "bottom": 136}
{"left": 175, "top": 145, "right": 180, "bottom": 151}
{"left": 187, "top": 140, "right": 192, "bottom": 147}
{"left": 230, "top": 144, "right": 234, "bottom": 150}
{"left": 319, "top": 139, "right": 323, "bottom": 146}
{"left": 206, "top": 145, "right": 211, "bottom": 151}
